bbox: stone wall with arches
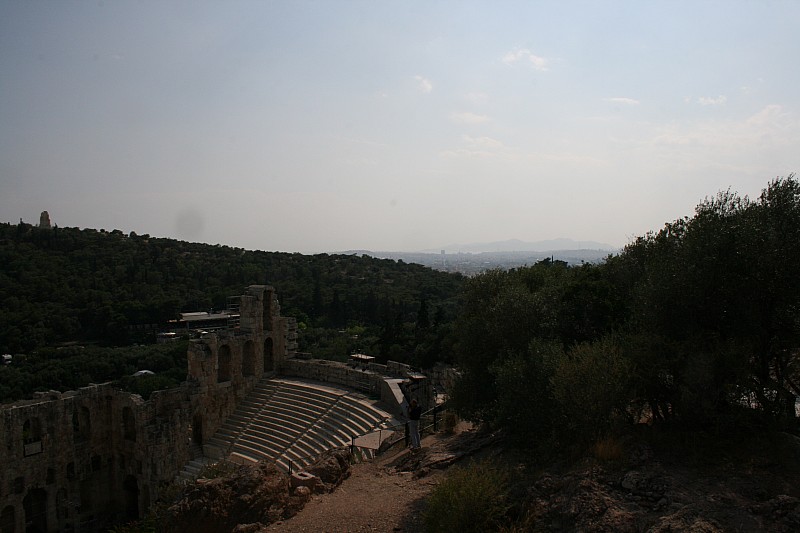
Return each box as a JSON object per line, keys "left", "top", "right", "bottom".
{"left": 185, "top": 285, "right": 297, "bottom": 447}
{"left": 0, "top": 285, "right": 297, "bottom": 532}
{"left": 0, "top": 383, "right": 191, "bottom": 532}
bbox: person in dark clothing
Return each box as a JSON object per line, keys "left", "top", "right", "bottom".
{"left": 408, "top": 399, "right": 422, "bottom": 449}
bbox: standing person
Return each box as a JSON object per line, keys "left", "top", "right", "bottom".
{"left": 408, "top": 398, "right": 422, "bottom": 450}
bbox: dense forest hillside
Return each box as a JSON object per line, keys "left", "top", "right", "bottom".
{"left": 3, "top": 175, "right": 799, "bottom": 437}
{"left": 0, "top": 223, "right": 463, "bottom": 400}
{"left": 452, "top": 175, "right": 800, "bottom": 443}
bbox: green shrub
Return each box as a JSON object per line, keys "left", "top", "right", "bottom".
{"left": 551, "top": 336, "right": 632, "bottom": 443}
{"left": 489, "top": 340, "right": 561, "bottom": 446}
{"left": 424, "top": 459, "right": 509, "bottom": 533}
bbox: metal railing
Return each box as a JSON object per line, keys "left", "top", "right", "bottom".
{"left": 379, "top": 402, "right": 451, "bottom": 452}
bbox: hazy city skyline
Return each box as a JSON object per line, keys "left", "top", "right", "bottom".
{"left": 2, "top": 1, "right": 798, "bottom": 254}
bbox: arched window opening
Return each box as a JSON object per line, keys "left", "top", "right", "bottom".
{"left": 22, "top": 419, "right": 41, "bottom": 444}
{"left": 217, "top": 345, "right": 231, "bottom": 383}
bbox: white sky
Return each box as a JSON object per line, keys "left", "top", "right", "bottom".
{"left": 1, "top": 1, "right": 798, "bottom": 253}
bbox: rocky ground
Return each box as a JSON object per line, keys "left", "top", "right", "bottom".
{"left": 520, "top": 431, "right": 800, "bottom": 532}
{"left": 163, "top": 424, "right": 800, "bottom": 532}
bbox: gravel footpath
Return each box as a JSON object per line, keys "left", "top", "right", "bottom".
{"left": 265, "top": 433, "right": 452, "bottom": 533}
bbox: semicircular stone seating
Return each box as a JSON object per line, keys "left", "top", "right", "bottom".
{"left": 202, "top": 377, "right": 394, "bottom": 473}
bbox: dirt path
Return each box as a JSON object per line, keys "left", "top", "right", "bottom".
{"left": 265, "top": 424, "right": 482, "bottom": 533}
{"left": 265, "top": 456, "right": 443, "bottom": 532}
{"left": 266, "top": 422, "right": 492, "bottom": 533}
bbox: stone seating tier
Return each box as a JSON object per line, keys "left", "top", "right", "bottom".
{"left": 230, "top": 440, "right": 313, "bottom": 473}
{"left": 242, "top": 431, "right": 317, "bottom": 463}
{"left": 229, "top": 443, "right": 277, "bottom": 466}
{"left": 276, "top": 389, "right": 342, "bottom": 410}
{"left": 244, "top": 424, "right": 295, "bottom": 449}
{"left": 266, "top": 399, "right": 325, "bottom": 422}
{"left": 309, "top": 418, "right": 354, "bottom": 443}
{"left": 256, "top": 411, "right": 324, "bottom": 439}
{"left": 341, "top": 395, "right": 390, "bottom": 420}
{"left": 318, "top": 406, "right": 371, "bottom": 435}
{"left": 254, "top": 413, "right": 309, "bottom": 437}
{"left": 202, "top": 377, "right": 392, "bottom": 474}
{"left": 238, "top": 434, "right": 284, "bottom": 458}
{"left": 246, "top": 421, "right": 329, "bottom": 457}
{"left": 328, "top": 405, "right": 374, "bottom": 432}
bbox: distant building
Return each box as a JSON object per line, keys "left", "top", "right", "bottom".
{"left": 168, "top": 310, "right": 239, "bottom": 333}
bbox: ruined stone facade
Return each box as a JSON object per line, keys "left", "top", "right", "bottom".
{"left": 0, "top": 285, "right": 296, "bottom": 533}
{"left": 185, "top": 285, "right": 296, "bottom": 449}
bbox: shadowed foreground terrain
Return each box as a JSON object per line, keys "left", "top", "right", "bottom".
{"left": 152, "top": 424, "right": 800, "bottom": 532}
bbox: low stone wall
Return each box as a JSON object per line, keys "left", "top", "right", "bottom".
{"left": 279, "top": 359, "right": 407, "bottom": 416}
{"left": 278, "top": 357, "right": 462, "bottom": 419}
{"left": 280, "top": 359, "right": 382, "bottom": 393}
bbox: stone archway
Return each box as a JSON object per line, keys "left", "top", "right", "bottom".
{"left": 23, "top": 488, "right": 47, "bottom": 533}
{"left": 263, "top": 337, "right": 274, "bottom": 373}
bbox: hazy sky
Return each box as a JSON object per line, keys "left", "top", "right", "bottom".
{"left": 1, "top": 1, "right": 798, "bottom": 253}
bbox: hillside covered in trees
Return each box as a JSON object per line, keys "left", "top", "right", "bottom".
{"left": 0, "top": 224, "right": 463, "bottom": 401}
{"left": 452, "top": 175, "right": 800, "bottom": 444}
{"left": 3, "top": 175, "right": 799, "bottom": 440}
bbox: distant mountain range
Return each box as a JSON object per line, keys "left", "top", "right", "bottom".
{"left": 424, "top": 238, "right": 618, "bottom": 254}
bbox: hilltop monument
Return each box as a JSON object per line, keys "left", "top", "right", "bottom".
{"left": 39, "top": 210, "right": 51, "bottom": 229}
